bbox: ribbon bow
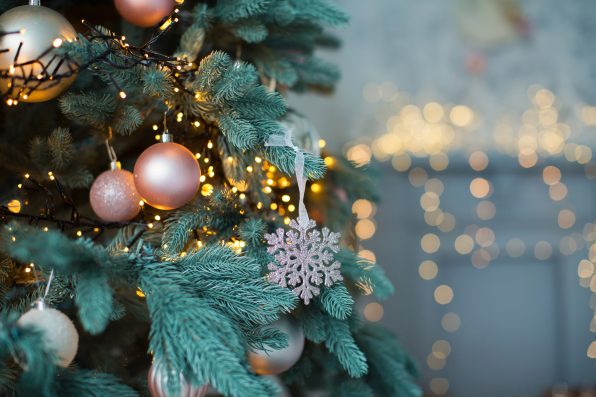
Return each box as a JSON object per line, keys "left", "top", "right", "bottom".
{"left": 265, "top": 128, "right": 309, "bottom": 227}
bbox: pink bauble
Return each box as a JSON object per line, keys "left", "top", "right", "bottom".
{"left": 147, "top": 363, "right": 208, "bottom": 397}
{"left": 114, "top": 0, "right": 176, "bottom": 28}
{"left": 90, "top": 168, "right": 141, "bottom": 222}
{"left": 134, "top": 142, "right": 201, "bottom": 210}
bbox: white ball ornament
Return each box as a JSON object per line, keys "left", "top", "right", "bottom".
{"left": 18, "top": 301, "right": 79, "bottom": 367}
{"left": 0, "top": 1, "right": 77, "bottom": 102}
{"left": 248, "top": 316, "right": 305, "bottom": 375}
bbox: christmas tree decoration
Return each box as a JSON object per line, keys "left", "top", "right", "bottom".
{"left": 0, "top": 0, "right": 422, "bottom": 395}
{"left": 0, "top": 1, "right": 77, "bottom": 102}
{"left": 248, "top": 316, "right": 305, "bottom": 375}
{"left": 18, "top": 299, "right": 79, "bottom": 367}
{"left": 147, "top": 363, "right": 208, "bottom": 397}
{"left": 90, "top": 163, "right": 141, "bottom": 223}
{"left": 265, "top": 129, "right": 343, "bottom": 304}
{"left": 280, "top": 110, "right": 322, "bottom": 157}
{"left": 134, "top": 131, "right": 201, "bottom": 210}
{"left": 90, "top": 140, "right": 141, "bottom": 222}
{"left": 113, "top": 0, "right": 176, "bottom": 28}
{"left": 266, "top": 218, "right": 343, "bottom": 305}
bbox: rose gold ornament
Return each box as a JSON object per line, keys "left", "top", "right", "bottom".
{"left": 147, "top": 363, "right": 208, "bottom": 397}
{"left": 114, "top": 0, "right": 176, "bottom": 28}
{"left": 134, "top": 134, "right": 200, "bottom": 210}
{"left": 248, "top": 316, "right": 305, "bottom": 375}
{"left": 0, "top": 2, "right": 77, "bottom": 102}
{"left": 90, "top": 162, "right": 141, "bottom": 222}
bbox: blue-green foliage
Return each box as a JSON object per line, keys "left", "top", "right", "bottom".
{"left": 337, "top": 249, "right": 395, "bottom": 300}
{"left": 355, "top": 324, "right": 422, "bottom": 397}
{"left": 54, "top": 369, "right": 138, "bottom": 397}
{"left": 139, "top": 260, "right": 278, "bottom": 397}
{"left": 0, "top": 0, "right": 420, "bottom": 395}
{"left": 28, "top": 128, "right": 93, "bottom": 188}
{"left": 59, "top": 92, "right": 142, "bottom": 136}
{"left": 177, "top": 246, "right": 297, "bottom": 326}
{"left": 0, "top": 317, "right": 57, "bottom": 396}
{"left": 1, "top": 223, "right": 120, "bottom": 335}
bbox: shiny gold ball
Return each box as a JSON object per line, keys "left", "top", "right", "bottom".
{"left": 0, "top": 4, "right": 77, "bottom": 102}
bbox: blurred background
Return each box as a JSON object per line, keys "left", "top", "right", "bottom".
{"left": 290, "top": 0, "right": 596, "bottom": 396}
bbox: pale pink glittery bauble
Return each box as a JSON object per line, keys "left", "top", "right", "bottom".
{"left": 90, "top": 169, "right": 141, "bottom": 222}
{"left": 114, "top": 0, "right": 176, "bottom": 27}
{"left": 134, "top": 142, "right": 201, "bottom": 210}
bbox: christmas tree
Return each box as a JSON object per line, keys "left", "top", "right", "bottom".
{"left": 0, "top": 0, "right": 420, "bottom": 396}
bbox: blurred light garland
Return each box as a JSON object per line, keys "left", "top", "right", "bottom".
{"left": 347, "top": 82, "right": 596, "bottom": 392}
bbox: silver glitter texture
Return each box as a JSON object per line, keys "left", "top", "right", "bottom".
{"left": 265, "top": 218, "right": 343, "bottom": 304}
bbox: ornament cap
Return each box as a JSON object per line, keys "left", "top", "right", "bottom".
{"left": 29, "top": 0, "right": 41, "bottom": 6}
{"left": 161, "top": 131, "right": 173, "bottom": 143}
{"left": 110, "top": 161, "right": 122, "bottom": 171}
{"left": 32, "top": 298, "right": 47, "bottom": 311}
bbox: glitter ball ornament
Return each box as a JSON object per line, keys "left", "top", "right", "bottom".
{"left": 18, "top": 301, "right": 79, "bottom": 367}
{"left": 114, "top": 0, "right": 176, "bottom": 28}
{"left": 134, "top": 133, "right": 201, "bottom": 210}
{"left": 90, "top": 162, "right": 141, "bottom": 222}
{"left": 147, "top": 363, "right": 208, "bottom": 397}
{"left": 248, "top": 316, "right": 305, "bottom": 375}
{"left": 0, "top": 2, "right": 77, "bottom": 102}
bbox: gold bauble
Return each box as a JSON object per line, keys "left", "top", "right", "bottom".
{"left": 0, "top": 3, "right": 77, "bottom": 102}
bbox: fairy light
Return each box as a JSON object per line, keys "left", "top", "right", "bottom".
{"left": 76, "top": 230, "right": 83, "bottom": 237}
{"left": 119, "top": 91, "right": 127, "bottom": 99}
{"left": 263, "top": 186, "right": 272, "bottom": 194}
{"left": 154, "top": 215, "right": 161, "bottom": 221}
{"left": 255, "top": 156, "right": 262, "bottom": 163}
{"left": 147, "top": 223, "right": 154, "bottom": 229}
{"left": 282, "top": 195, "right": 290, "bottom": 202}
{"left": 139, "top": 200, "right": 145, "bottom": 206}
{"left": 310, "top": 183, "right": 322, "bottom": 193}
{"left": 7, "top": 199, "right": 21, "bottom": 214}
{"left": 270, "top": 203, "right": 278, "bottom": 210}
{"left": 52, "top": 38, "right": 63, "bottom": 48}
{"left": 207, "top": 141, "right": 213, "bottom": 149}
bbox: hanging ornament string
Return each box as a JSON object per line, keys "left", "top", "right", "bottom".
{"left": 41, "top": 269, "right": 55, "bottom": 303}
{"left": 265, "top": 128, "right": 309, "bottom": 226}
{"left": 34, "top": 268, "right": 55, "bottom": 309}
{"left": 105, "top": 127, "right": 119, "bottom": 169}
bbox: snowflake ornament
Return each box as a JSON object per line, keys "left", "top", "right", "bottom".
{"left": 265, "top": 218, "right": 343, "bottom": 304}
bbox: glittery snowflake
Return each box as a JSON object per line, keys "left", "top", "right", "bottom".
{"left": 265, "top": 218, "right": 343, "bottom": 304}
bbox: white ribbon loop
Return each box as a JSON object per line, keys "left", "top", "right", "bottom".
{"left": 265, "top": 128, "right": 309, "bottom": 227}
